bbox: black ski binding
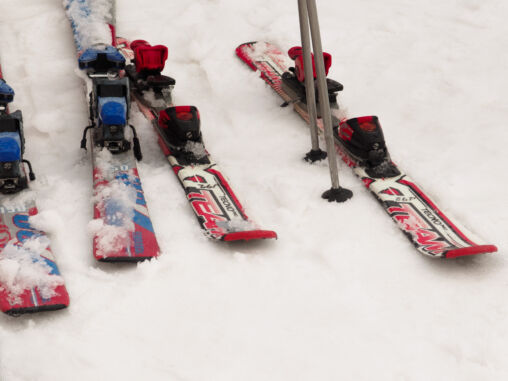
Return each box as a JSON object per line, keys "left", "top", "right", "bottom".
{"left": 157, "top": 105, "right": 209, "bottom": 165}
{"left": 81, "top": 77, "right": 142, "bottom": 160}
{"left": 0, "top": 110, "right": 35, "bottom": 194}
{"left": 336, "top": 116, "right": 400, "bottom": 178}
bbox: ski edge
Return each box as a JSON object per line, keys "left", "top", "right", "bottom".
{"left": 3, "top": 301, "right": 68, "bottom": 317}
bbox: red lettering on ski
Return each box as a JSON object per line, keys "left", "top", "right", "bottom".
{"left": 0, "top": 223, "right": 11, "bottom": 249}
{"left": 188, "top": 190, "right": 227, "bottom": 238}
{"left": 387, "top": 203, "right": 449, "bottom": 255}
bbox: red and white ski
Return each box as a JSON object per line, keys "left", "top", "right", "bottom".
{"left": 236, "top": 41, "right": 497, "bottom": 258}
{"left": 117, "top": 38, "right": 277, "bottom": 242}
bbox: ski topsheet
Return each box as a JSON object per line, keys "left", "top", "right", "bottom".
{"left": 0, "top": 64, "right": 69, "bottom": 315}
{"left": 64, "top": 0, "right": 159, "bottom": 261}
{"left": 236, "top": 41, "right": 497, "bottom": 258}
{"left": 116, "top": 38, "right": 277, "bottom": 241}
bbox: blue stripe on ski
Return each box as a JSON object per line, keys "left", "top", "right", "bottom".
{"left": 133, "top": 209, "right": 155, "bottom": 233}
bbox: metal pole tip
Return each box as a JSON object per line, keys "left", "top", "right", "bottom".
{"left": 322, "top": 187, "right": 353, "bottom": 203}
{"left": 304, "top": 148, "right": 327, "bottom": 163}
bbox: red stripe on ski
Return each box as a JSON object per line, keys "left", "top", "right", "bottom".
{"left": 235, "top": 44, "right": 259, "bottom": 71}
{"left": 223, "top": 230, "right": 277, "bottom": 241}
{"left": 397, "top": 178, "right": 478, "bottom": 247}
{"left": 108, "top": 24, "right": 116, "bottom": 47}
{"left": 206, "top": 168, "right": 248, "bottom": 220}
{"left": 445, "top": 245, "right": 498, "bottom": 259}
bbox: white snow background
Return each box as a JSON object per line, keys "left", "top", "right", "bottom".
{"left": 0, "top": 0, "right": 507, "bottom": 380}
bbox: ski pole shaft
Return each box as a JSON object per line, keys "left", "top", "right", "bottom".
{"left": 305, "top": 0, "right": 340, "bottom": 189}
{"left": 297, "top": 0, "right": 320, "bottom": 152}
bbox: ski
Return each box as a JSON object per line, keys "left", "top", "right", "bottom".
{"left": 64, "top": 0, "right": 159, "bottom": 261}
{"left": 0, "top": 64, "right": 69, "bottom": 315}
{"left": 236, "top": 41, "right": 497, "bottom": 258}
{"left": 115, "top": 38, "right": 276, "bottom": 241}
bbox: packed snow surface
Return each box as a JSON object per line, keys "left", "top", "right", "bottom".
{"left": 0, "top": 0, "right": 507, "bottom": 380}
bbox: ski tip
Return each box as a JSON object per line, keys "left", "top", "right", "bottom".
{"left": 222, "top": 230, "right": 277, "bottom": 242}
{"left": 445, "top": 245, "right": 498, "bottom": 259}
{"left": 235, "top": 43, "right": 258, "bottom": 71}
{"left": 236, "top": 41, "right": 258, "bottom": 50}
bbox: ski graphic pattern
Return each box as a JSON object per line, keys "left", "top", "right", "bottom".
{"left": 117, "top": 38, "right": 276, "bottom": 241}
{"left": 236, "top": 41, "right": 497, "bottom": 258}
{"left": 0, "top": 203, "right": 69, "bottom": 315}
{"left": 0, "top": 64, "right": 69, "bottom": 315}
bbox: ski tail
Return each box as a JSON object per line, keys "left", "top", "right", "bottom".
{"left": 0, "top": 290, "right": 69, "bottom": 316}
{"left": 0, "top": 187, "right": 70, "bottom": 316}
{"left": 92, "top": 166, "right": 160, "bottom": 261}
{"left": 223, "top": 230, "right": 278, "bottom": 242}
{"left": 445, "top": 245, "right": 498, "bottom": 259}
{"left": 335, "top": 119, "right": 498, "bottom": 258}
{"left": 0, "top": 235, "right": 70, "bottom": 316}
{"left": 378, "top": 176, "right": 498, "bottom": 259}
{"left": 177, "top": 163, "right": 278, "bottom": 242}
{"left": 0, "top": 268, "right": 69, "bottom": 316}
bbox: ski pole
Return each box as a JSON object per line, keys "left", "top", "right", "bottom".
{"left": 298, "top": 0, "right": 326, "bottom": 163}
{"left": 301, "top": 0, "right": 352, "bottom": 202}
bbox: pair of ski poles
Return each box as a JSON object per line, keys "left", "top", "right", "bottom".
{"left": 296, "top": 0, "right": 352, "bottom": 203}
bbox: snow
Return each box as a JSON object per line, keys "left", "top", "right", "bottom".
{"left": 0, "top": 0, "right": 507, "bottom": 380}
{"left": 0, "top": 237, "right": 64, "bottom": 305}
{"left": 184, "top": 140, "right": 207, "bottom": 160}
{"left": 142, "top": 88, "right": 170, "bottom": 109}
{"left": 64, "top": 0, "right": 114, "bottom": 51}
{"left": 91, "top": 149, "right": 137, "bottom": 258}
